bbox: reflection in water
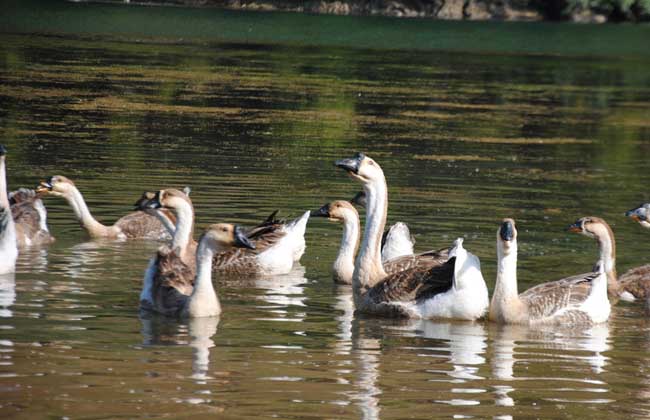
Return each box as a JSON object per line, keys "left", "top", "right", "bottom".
{"left": 0, "top": 273, "right": 16, "bottom": 318}
{"left": 252, "top": 265, "right": 308, "bottom": 322}
{"left": 491, "top": 323, "right": 611, "bottom": 413}
{"left": 139, "top": 313, "right": 220, "bottom": 384}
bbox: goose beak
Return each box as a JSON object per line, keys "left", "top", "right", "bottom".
{"left": 134, "top": 192, "right": 155, "bottom": 211}
{"left": 136, "top": 192, "right": 162, "bottom": 210}
{"left": 310, "top": 204, "right": 331, "bottom": 218}
{"left": 566, "top": 221, "right": 582, "bottom": 233}
{"left": 35, "top": 179, "right": 53, "bottom": 194}
{"left": 625, "top": 206, "right": 647, "bottom": 222}
{"left": 234, "top": 226, "right": 255, "bottom": 250}
{"left": 335, "top": 152, "right": 364, "bottom": 174}
{"left": 500, "top": 220, "right": 514, "bottom": 242}
{"left": 0, "top": 145, "right": 6, "bottom": 156}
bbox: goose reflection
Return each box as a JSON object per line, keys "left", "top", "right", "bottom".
{"left": 139, "top": 313, "right": 220, "bottom": 383}
{"left": 249, "top": 264, "right": 308, "bottom": 322}
{"left": 490, "top": 323, "right": 611, "bottom": 412}
{"left": 0, "top": 272, "right": 16, "bottom": 318}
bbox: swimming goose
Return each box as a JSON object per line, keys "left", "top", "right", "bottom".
{"left": 612, "top": 206, "right": 650, "bottom": 303}
{"left": 489, "top": 218, "right": 610, "bottom": 326}
{"left": 140, "top": 223, "right": 255, "bottom": 318}
{"left": 9, "top": 188, "right": 55, "bottom": 247}
{"left": 0, "top": 145, "right": 18, "bottom": 274}
{"left": 335, "top": 153, "right": 487, "bottom": 320}
{"left": 311, "top": 200, "right": 447, "bottom": 285}
{"left": 140, "top": 189, "right": 309, "bottom": 275}
{"left": 566, "top": 217, "right": 621, "bottom": 302}
{"left": 350, "top": 191, "right": 415, "bottom": 262}
{"left": 36, "top": 175, "right": 172, "bottom": 241}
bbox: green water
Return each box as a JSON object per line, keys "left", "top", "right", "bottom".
{"left": 2, "top": 2, "right": 650, "bottom": 419}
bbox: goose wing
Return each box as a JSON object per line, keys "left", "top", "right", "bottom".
{"left": 519, "top": 272, "right": 597, "bottom": 321}
{"left": 244, "top": 210, "right": 287, "bottom": 252}
{"left": 383, "top": 247, "right": 450, "bottom": 276}
{"left": 619, "top": 265, "right": 650, "bottom": 299}
{"left": 9, "top": 188, "right": 53, "bottom": 246}
{"left": 151, "top": 248, "right": 195, "bottom": 316}
{"left": 367, "top": 257, "right": 456, "bottom": 305}
{"left": 115, "top": 211, "right": 171, "bottom": 240}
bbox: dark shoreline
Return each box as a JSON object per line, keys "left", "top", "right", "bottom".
{"left": 84, "top": 0, "right": 650, "bottom": 23}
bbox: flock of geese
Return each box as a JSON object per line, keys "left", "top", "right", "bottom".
{"left": 1, "top": 146, "right": 650, "bottom": 326}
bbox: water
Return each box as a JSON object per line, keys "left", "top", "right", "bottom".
{"left": 2, "top": 2, "right": 650, "bottom": 418}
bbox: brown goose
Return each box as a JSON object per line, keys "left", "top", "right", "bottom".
{"left": 613, "top": 205, "right": 650, "bottom": 303}
{"left": 139, "top": 189, "right": 308, "bottom": 275}
{"left": 490, "top": 218, "right": 609, "bottom": 326}
{"left": 311, "top": 200, "right": 448, "bottom": 285}
{"left": 36, "top": 175, "right": 172, "bottom": 240}
{"left": 9, "top": 188, "right": 55, "bottom": 247}
{"left": 566, "top": 217, "right": 621, "bottom": 302}
{"left": 334, "top": 153, "right": 488, "bottom": 320}
{"left": 0, "top": 145, "right": 18, "bottom": 274}
{"left": 140, "top": 223, "right": 255, "bottom": 317}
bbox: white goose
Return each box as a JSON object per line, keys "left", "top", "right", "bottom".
{"left": 0, "top": 145, "right": 18, "bottom": 275}
{"left": 36, "top": 175, "right": 172, "bottom": 241}
{"left": 335, "top": 152, "right": 488, "bottom": 320}
{"left": 311, "top": 200, "right": 447, "bottom": 285}
{"left": 490, "top": 218, "right": 610, "bottom": 326}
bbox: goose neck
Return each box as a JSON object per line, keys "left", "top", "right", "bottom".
{"left": 171, "top": 200, "right": 194, "bottom": 262}
{"left": 333, "top": 211, "right": 360, "bottom": 284}
{"left": 66, "top": 187, "right": 111, "bottom": 237}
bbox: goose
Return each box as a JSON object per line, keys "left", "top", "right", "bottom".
{"left": 611, "top": 206, "right": 650, "bottom": 303}
{"left": 36, "top": 175, "right": 172, "bottom": 241}
{"left": 489, "top": 218, "right": 610, "bottom": 326}
{"left": 0, "top": 145, "right": 18, "bottom": 274}
{"left": 139, "top": 188, "right": 309, "bottom": 275}
{"left": 566, "top": 217, "right": 621, "bottom": 302}
{"left": 350, "top": 191, "right": 415, "bottom": 262}
{"left": 9, "top": 188, "right": 55, "bottom": 247}
{"left": 311, "top": 200, "right": 447, "bottom": 285}
{"left": 140, "top": 223, "right": 255, "bottom": 318}
{"left": 334, "top": 152, "right": 488, "bottom": 320}
{"left": 132, "top": 186, "right": 190, "bottom": 238}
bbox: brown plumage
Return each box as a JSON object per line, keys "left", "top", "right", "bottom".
{"left": 519, "top": 272, "right": 600, "bottom": 325}
{"left": 384, "top": 247, "right": 450, "bottom": 276}
{"left": 9, "top": 188, "right": 54, "bottom": 247}
{"left": 619, "top": 265, "right": 650, "bottom": 300}
{"left": 143, "top": 247, "right": 196, "bottom": 317}
{"left": 364, "top": 257, "right": 456, "bottom": 316}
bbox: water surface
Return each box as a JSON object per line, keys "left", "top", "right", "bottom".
{"left": 2, "top": 4, "right": 650, "bottom": 419}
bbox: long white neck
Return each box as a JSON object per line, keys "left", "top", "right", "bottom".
{"left": 592, "top": 227, "right": 618, "bottom": 292}
{"left": 171, "top": 200, "right": 194, "bottom": 263}
{"left": 150, "top": 210, "right": 176, "bottom": 236}
{"left": 492, "top": 243, "right": 520, "bottom": 310}
{"left": 333, "top": 211, "right": 360, "bottom": 284}
{"left": 0, "top": 157, "right": 8, "bottom": 209}
{"left": 64, "top": 187, "right": 112, "bottom": 237}
{"left": 0, "top": 156, "right": 18, "bottom": 275}
{"left": 184, "top": 240, "right": 221, "bottom": 317}
{"left": 354, "top": 175, "right": 388, "bottom": 299}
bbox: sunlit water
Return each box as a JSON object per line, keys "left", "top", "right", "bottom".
{"left": 2, "top": 3, "right": 650, "bottom": 418}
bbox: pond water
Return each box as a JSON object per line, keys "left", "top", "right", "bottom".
{"left": 2, "top": 1, "right": 650, "bottom": 418}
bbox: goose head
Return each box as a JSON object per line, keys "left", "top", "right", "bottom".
{"left": 625, "top": 203, "right": 650, "bottom": 229}
{"left": 335, "top": 152, "right": 384, "bottom": 185}
{"left": 200, "top": 223, "right": 255, "bottom": 251}
{"left": 36, "top": 175, "right": 76, "bottom": 198}
{"left": 138, "top": 188, "right": 192, "bottom": 211}
{"left": 567, "top": 216, "right": 614, "bottom": 241}
{"left": 497, "top": 218, "right": 517, "bottom": 256}
{"left": 311, "top": 200, "right": 359, "bottom": 224}
{"left": 350, "top": 191, "right": 366, "bottom": 208}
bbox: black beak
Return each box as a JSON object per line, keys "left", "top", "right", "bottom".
{"left": 0, "top": 145, "right": 6, "bottom": 156}
{"left": 566, "top": 220, "right": 582, "bottom": 233}
{"left": 350, "top": 191, "right": 366, "bottom": 207}
{"left": 626, "top": 206, "right": 648, "bottom": 222}
{"left": 500, "top": 220, "right": 514, "bottom": 242}
{"left": 136, "top": 191, "right": 162, "bottom": 210}
{"left": 234, "top": 225, "right": 255, "bottom": 250}
{"left": 310, "top": 204, "right": 331, "bottom": 218}
{"left": 134, "top": 192, "right": 156, "bottom": 211}
{"left": 35, "top": 177, "right": 53, "bottom": 194}
{"left": 335, "top": 152, "right": 365, "bottom": 174}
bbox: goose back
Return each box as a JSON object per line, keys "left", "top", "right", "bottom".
{"left": 9, "top": 188, "right": 54, "bottom": 247}
{"left": 146, "top": 247, "right": 196, "bottom": 316}
{"left": 618, "top": 265, "right": 650, "bottom": 301}
{"left": 115, "top": 211, "right": 173, "bottom": 240}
